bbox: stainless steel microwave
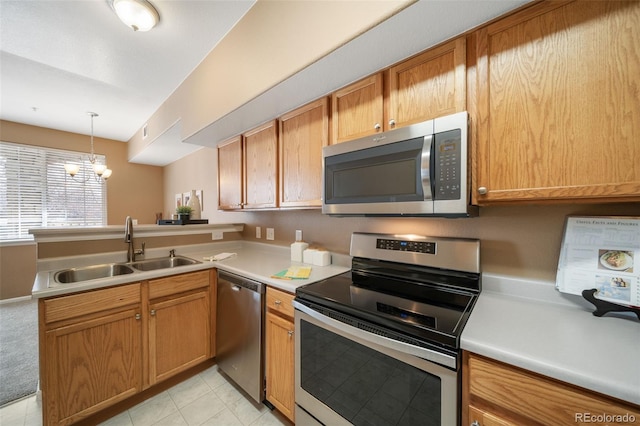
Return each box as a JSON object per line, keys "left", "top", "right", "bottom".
{"left": 322, "top": 111, "right": 477, "bottom": 217}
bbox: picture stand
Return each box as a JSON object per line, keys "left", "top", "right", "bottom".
{"left": 581, "top": 289, "right": 640, "bottom": 320}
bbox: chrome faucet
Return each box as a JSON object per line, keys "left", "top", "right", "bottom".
{"left": 124, "top": 216, "right": 145, "bottom": 262}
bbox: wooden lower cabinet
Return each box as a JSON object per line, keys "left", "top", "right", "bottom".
{"left": 264, "top": 287, "right": 295, "bottom": 422}
{"left": 39, "top": 270, "right": 216, "bottom": 426}
{"left": 40, "top": 283, "right": 143, "bottom": 426}
{"left": 463, "top": 352, "right": 640, "bottom": 426}
{"left": 468, "top": 405, "right": 516, "bottom": 426}
{"left": 148, "top": 270, "right": 212, "bottom": 385}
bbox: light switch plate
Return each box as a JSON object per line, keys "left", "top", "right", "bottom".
{"left": 266, "top": 228, "right": 275, "bottom": 240}
{"left": 256, "top": 226, "right": 262, "bottom": 239}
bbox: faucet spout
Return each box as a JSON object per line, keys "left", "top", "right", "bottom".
{"left": 125, "top": 216, "right": 134, "bottom": 262}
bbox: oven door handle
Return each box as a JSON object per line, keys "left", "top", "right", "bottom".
{"left": 294, "top": 301, "right": 457, "bottom": 370}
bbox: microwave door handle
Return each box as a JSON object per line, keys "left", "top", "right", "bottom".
{"left": 421, "top": 134, "right": 434, "bottom": 200}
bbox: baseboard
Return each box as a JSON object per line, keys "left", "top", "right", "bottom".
{"left": 0, "top": 295, "right": 33, "bottom": 305}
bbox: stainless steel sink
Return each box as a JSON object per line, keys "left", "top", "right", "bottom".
{"left": 54, "top": 263, "right": 135, "bottom": 284}
{"left": 130, "top": 255, "right": 200, "bottom": 271}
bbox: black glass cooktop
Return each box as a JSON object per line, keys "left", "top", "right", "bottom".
{"left": 296, "top": 258, "right": 480, "bottom": 350}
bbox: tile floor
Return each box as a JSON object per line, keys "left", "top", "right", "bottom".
{"left": 0, "top": 364, "right": 292, "bottom": 426}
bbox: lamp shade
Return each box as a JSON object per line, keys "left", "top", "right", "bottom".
{"left": 113, "top": 0, "right": 159, "bottom": 32}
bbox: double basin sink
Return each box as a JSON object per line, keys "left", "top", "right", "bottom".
{"left": 53, "top": 255, "right": 201, "bottom": 285}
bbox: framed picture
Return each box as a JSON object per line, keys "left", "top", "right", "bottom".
{"left": 183, "top": 192, "right": 191, "bottom": 206}
{"left": 175, "top": 193, "right": 183, "bottom": 208}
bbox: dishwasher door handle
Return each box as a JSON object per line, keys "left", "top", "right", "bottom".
{"left": 231, "top": 285, "right": 241, "bottom": 292}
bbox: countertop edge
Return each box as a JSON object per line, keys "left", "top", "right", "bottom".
{"left": 462, "top": 274, "right": 640, "bottom": 406}
{"left": 32, "top": 240, "right": 350, "bottom": 298}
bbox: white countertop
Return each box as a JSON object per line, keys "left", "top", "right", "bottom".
{"left": 32, "top": 239, "right": 639, "bottom": 406}
{"left": 461, "top": 274, "right": 640, "bottom": 406}
{"left": 32, "top": 241, "right": 350, "bottom": 298}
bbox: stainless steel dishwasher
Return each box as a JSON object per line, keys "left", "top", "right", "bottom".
{"left": 216, "top": 270, "right": 265, "bottom": 403}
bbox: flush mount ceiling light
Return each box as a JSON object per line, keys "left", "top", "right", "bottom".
{"left": 112, "top": 0, "right": 160, "bottom": 32}
{"left": 64, "top": 112, "right": 113, "bottom": 183}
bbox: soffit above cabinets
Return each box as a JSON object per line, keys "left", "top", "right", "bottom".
{"left": 129, "top": 120, "right": 203, "bottom": 166}
{"left": 184, "top": 0, "right": 532, "bottom": 150}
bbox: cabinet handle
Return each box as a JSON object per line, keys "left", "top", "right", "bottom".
{"left": 274, "top": 300, "right": 282, "bottom": 306}
{"left": 388, "top": 119, "right": 396, "bottom": 128}
{"left": 150, "top": 309, "right": 156, "bottom": 316}
{"left": 288, "top": 330, "right": 294, "bottom": 337}
{"left": 374, "top": 123, "right": 381, "bottom": 131}
{"left": 471, "top": 421, "right": 480, "bottom": 426}
{"left": 478, "top": 187, "right": 488, "bottom": 195}
{"left": 135, "top": 313, "right": 141, "bottom": 320}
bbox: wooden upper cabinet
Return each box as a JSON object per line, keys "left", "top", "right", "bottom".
{"left": 331, "top": 74, "right": 384, "bottom": 144}
{"left": 217, "top": 136, "right": 243, "bottom": 210}
{"left": 473, "top": 0, "right": 640, "bottom": 204}
{"left": 279, "top": 98, "right": 329, "bottom": 207}
{"left": 243, "top": 120, "right": 278, "bottom": 209}
{"left": 387, "top": 37, "right": 466, "bottom": 129}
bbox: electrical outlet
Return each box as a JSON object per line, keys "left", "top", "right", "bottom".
{"left": 266, "top": 228, "right": 275, "bottom": 241}
{"left": 256, "top": 226, "right": 262, "bottom": 239}
{"left": 212, "top": 230, "right": 224, "bottom": 240}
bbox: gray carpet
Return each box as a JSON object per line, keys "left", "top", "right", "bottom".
{"left": 0, "top": 298, "right": 39, "bottom": 406}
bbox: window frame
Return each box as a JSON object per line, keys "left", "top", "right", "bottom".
{"left": 0, "top": 141, "right": 108, "bottom": 242}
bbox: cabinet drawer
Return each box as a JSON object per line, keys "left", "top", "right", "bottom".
{"left": 467, "top": 353, "right": 640, "bottom": 425}
{"left": 266, "top": 286, "right": 295, "bottom": 318}
{"left": 43, "top": 283, "right": 141, "bottom": 324}
{"left": 149, "top": 270, "right": 210, "bottom": 300}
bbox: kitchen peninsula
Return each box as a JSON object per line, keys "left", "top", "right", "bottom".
{"left": 30, "top": 224, "right": 349, "bottom": 425}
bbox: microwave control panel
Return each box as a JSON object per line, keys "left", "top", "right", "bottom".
{"left": 434, "top": 129, "right": 461, "bottom": 200}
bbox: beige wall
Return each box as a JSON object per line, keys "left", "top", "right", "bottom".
{"left": 0, "top": 120, "right": 164, "bottom": 225}
{"left": 0, "top": 244, "right": 37, "bottom": 300}
{"left": 0, "top": 120, "right": 164, "bottom": 299}
{"left": 166, "top": 148, "right": 640, "bottom": 284}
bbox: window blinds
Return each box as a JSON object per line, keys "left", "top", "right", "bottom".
{"left": 0, "top": 141, "right": 107, "bottom": 241}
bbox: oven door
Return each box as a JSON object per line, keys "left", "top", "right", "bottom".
{"left": 294, "top": 302, "right": 458, "bottom": 426}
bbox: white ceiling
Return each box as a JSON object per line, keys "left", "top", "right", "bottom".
{"left": 1, "top": 0, "right": 531, "bottom": 166}
{"left": 0, "top": 0, "right": 255, "bottom": 142}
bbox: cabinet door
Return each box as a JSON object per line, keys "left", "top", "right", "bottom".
{"left": 265, "top": 311, "right": 295, "bottom": 422}
{"left": 243, "top": 120, "right": 278, "bottom": 208}
{"left": 387, "top": 37, "right": 466, "bottom": 129}
{"left": 217, "top": 136, "right": 243, "bottom": 210}
{"left": 44, "top": 307, "right": 142, "bottom": 426}
{"left": 331, "top": 73, "right": 384, "bottom": 144}
{"left": 469, "top": 405, "right": 516, "bottom": 426}
{"left": 474, "top": 1, "right": 640, "bottom": 204}
{"left": 279, "top": 98, "right": 328, "bottom": 207}
{"left": 149, "top": 289, "right": 210, "bottom": 385}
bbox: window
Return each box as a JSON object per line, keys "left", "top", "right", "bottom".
{"left": 0, "top": 141, "right": 107, "bottom": 241}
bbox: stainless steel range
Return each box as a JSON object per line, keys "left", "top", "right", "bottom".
{"left": 293, "top": 232, "right": 480, "bottom": 425}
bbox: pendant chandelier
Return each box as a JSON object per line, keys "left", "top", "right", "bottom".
{"left": 64, "top": 112, "right": 112, "bottom": 182}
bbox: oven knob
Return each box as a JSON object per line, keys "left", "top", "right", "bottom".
{"left": 478, "top": 186, "right": 488, "bottom": 195}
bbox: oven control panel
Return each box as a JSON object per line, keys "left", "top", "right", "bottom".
{"left": 376, "top": 238, "right": 436, "bottom": 254}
